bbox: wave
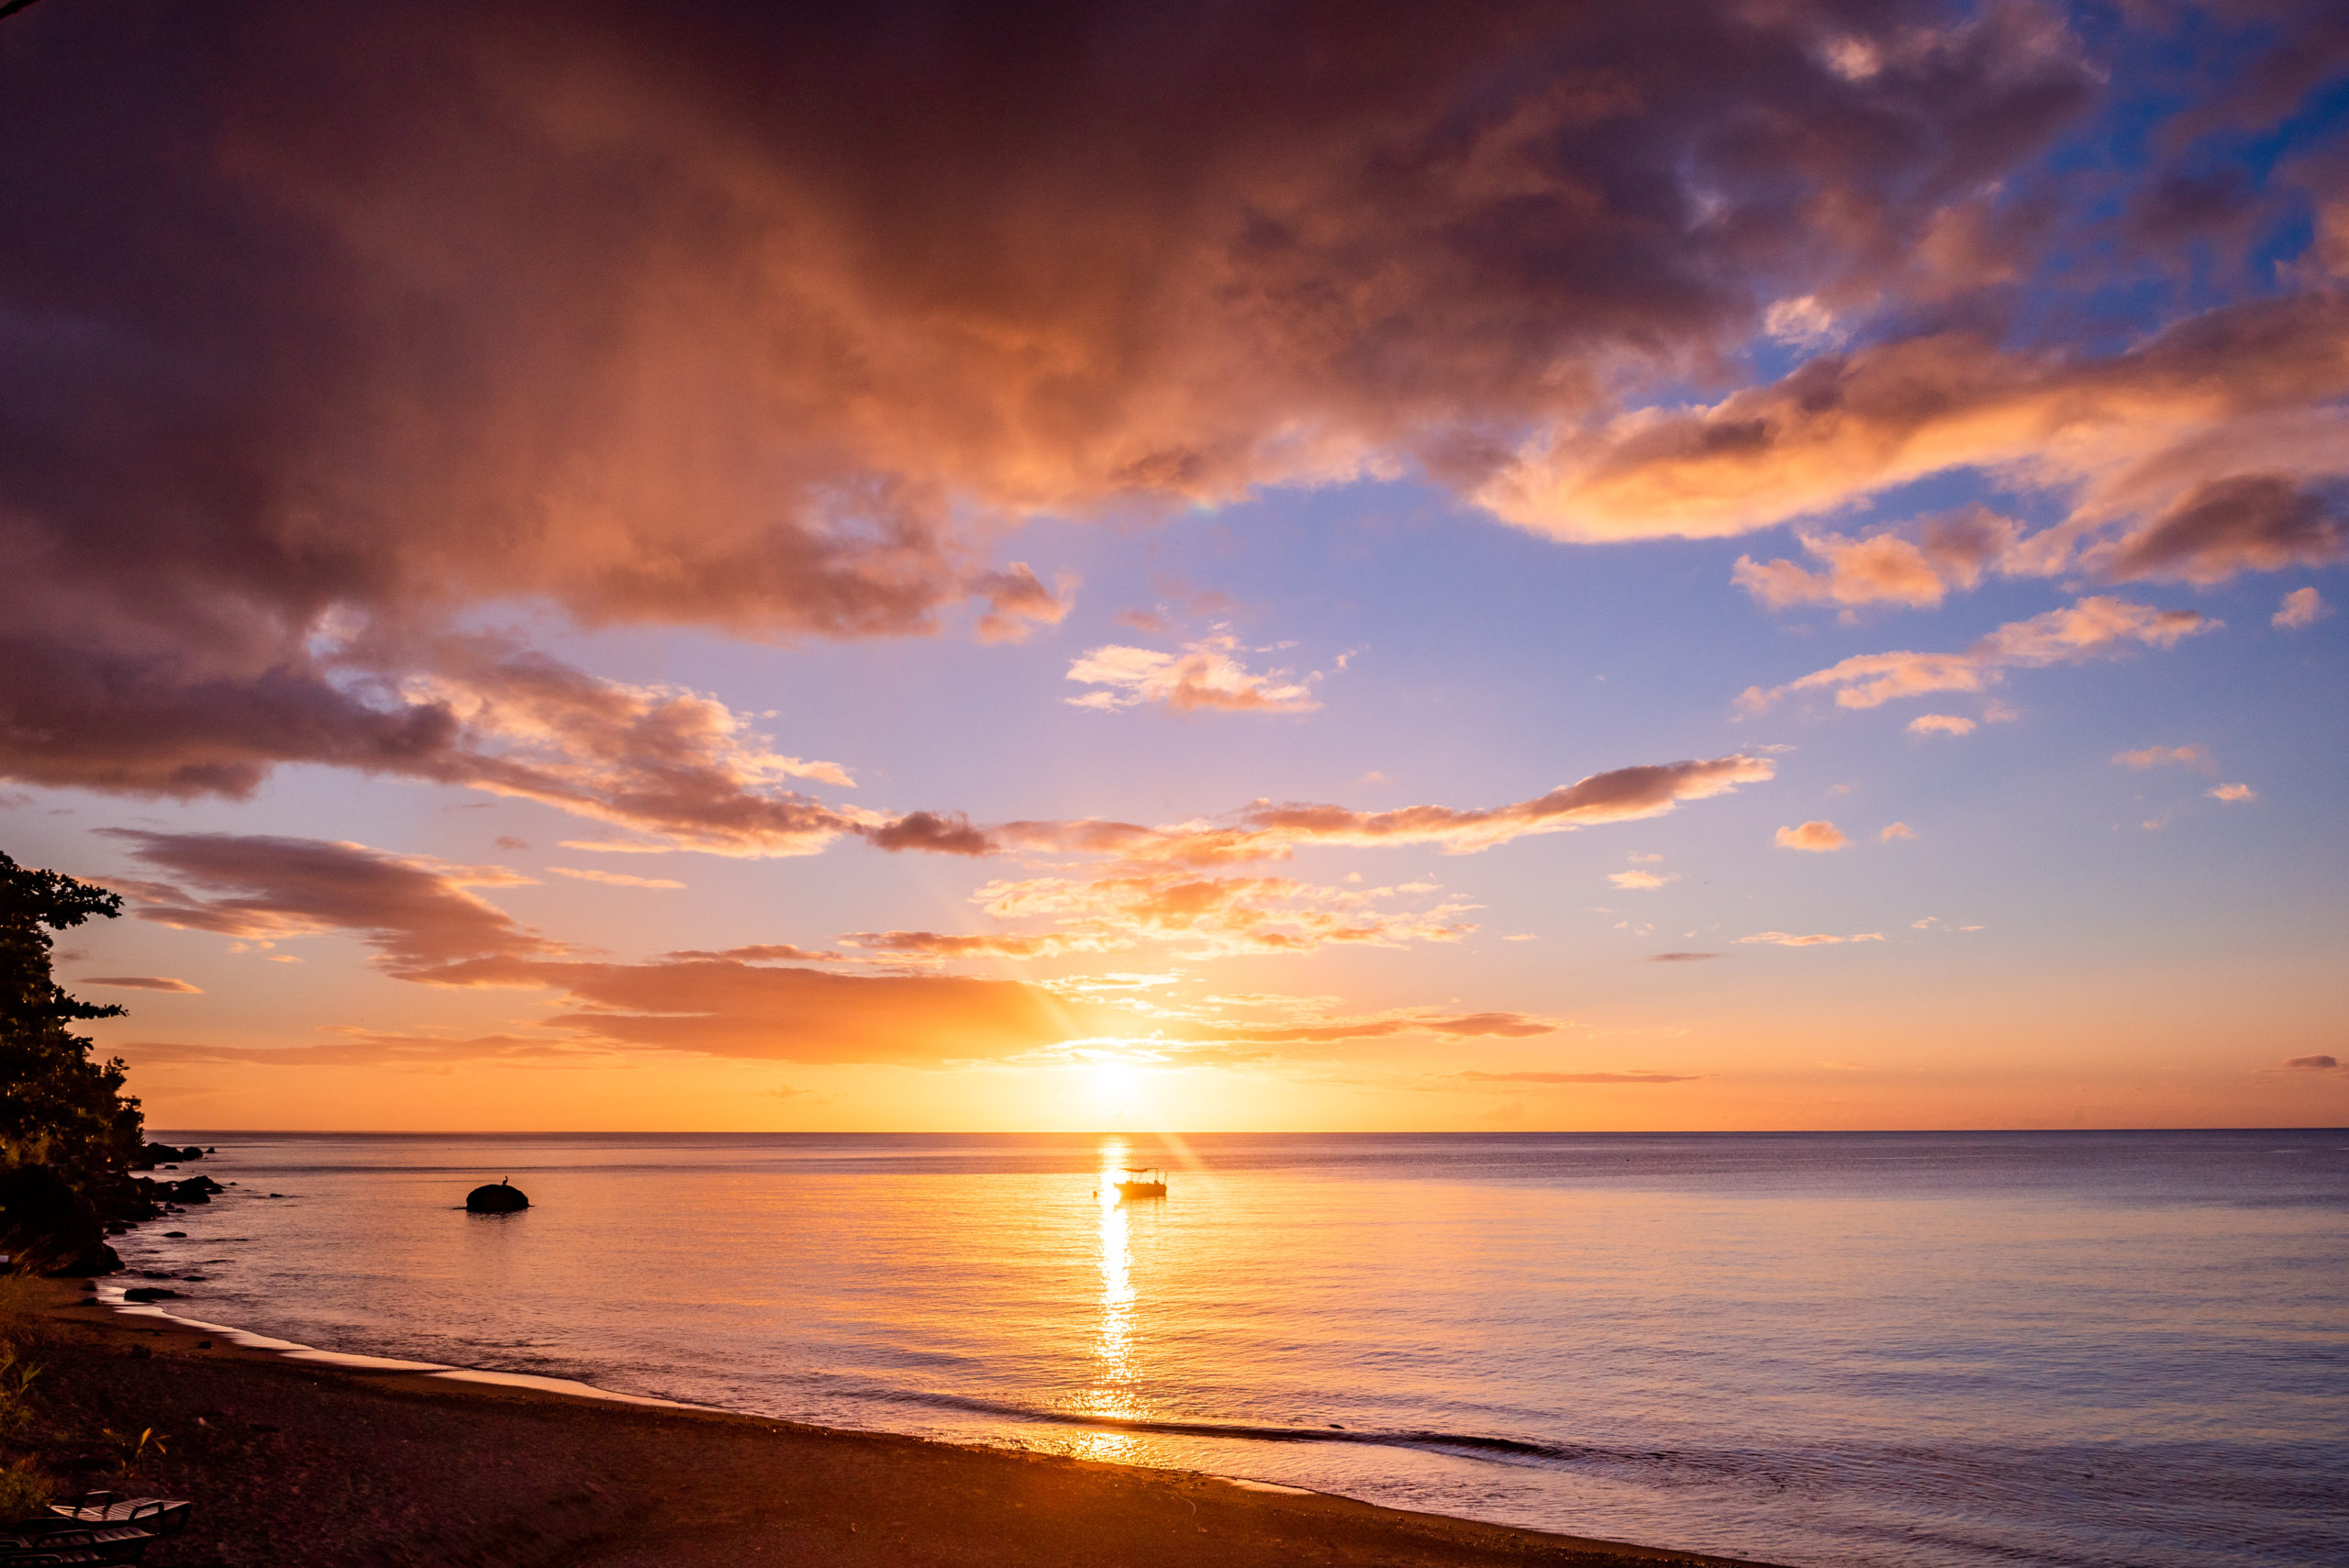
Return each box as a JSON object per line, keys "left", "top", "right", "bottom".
{"left": 877, "top": 1388, "right": 1776, "bottom": 1487}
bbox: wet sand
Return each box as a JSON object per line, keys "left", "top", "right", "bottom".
{"left": 28, "top": 1284, "right": 1778, "bottom": 1568}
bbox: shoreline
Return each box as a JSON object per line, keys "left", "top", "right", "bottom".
{"left": 33, "top": 1280, "right": 1779, "bottom": 1567}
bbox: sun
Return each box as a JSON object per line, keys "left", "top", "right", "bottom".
{"left": 1088, "top": 1057, "right": 1141, "bottom": 1111}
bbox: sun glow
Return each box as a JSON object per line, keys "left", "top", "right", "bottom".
{"left": 1086, "top": 1055, "right": 1146, "bottom": 1114}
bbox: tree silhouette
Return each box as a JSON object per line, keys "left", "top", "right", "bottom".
{"left": 0, "top": 851, "right": 145, "bottom": 1269}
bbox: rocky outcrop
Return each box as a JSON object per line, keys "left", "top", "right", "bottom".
{"left": 466, "top": 1180, "right": 529, "bottom": 1213}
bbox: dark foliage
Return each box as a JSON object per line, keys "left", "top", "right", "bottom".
{"left": 0, "top": 852, "right": 145, "bottom": 1273}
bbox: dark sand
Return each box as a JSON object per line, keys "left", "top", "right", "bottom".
{"left": 29, "top": 1285, "right": 1778, "bottom": 1567}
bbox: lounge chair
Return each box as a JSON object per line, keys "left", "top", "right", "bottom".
{"left": 0, "top": 1525, "right": 110, "bottom": 1565}
{"left": 45, "top": 1497, "right": 186, "bottom": 1538}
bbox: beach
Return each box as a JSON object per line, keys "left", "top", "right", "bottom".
{"left": 28, "top": 1283, "right": 1759, "bottom": 1568}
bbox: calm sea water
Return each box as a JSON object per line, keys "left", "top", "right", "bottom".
{"left": 108, "top": 1130, "right": 2347, "bottom": 1568}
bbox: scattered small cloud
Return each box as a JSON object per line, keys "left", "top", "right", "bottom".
{"left": 2274, "top": 586, "right": 2332, "bottom": 630}
{"left": 1982, "top": 700, "right": 2019, "bottom": 723}
{"left": 971, "top": 562, "right": 1076, "bottom": 644}
{"left": 2209, "top": 783, "right": 2258, "bottom": 802}
{"left": 1626, "top": 852, "right": 1664, "bottom": 863}
{"left": 1741, "top": 597, "right": 2218, "bottom": 714}
{"left": 2280, "top": 1054, "right": 2340, "bottom": 1073}
{"left": 494, "top": 836, "right": 529, "bottom": 851}
{"left": 1775, "top": 820, "right": 1847, "bottom": 851}
{"left": 80, "top": 975, "right": 203, "bottom": 994}
{"left": 1644, "top": 951, "right": 1721, "bottom": 962}
{"left": 1881, "top": 821, "right": 1916, "bottom": 841}
{"left": 2113, "top": 743, "right": 2212, "bottom": 771}
{"left": 547, "top": 866, "right": 687, "bottom": 889}
{"left": 1455, "top": 1070, "right": 1704, "bottom": 1085}
{"left": 1762, "top": 294, "right": 1838, "bottom": 346}
{"left": 1502, "top": 932, "right": 1537, "bottom": 941}
{"left": 1609, "top": 869, "right": 1675, "bottom": 890}
{"left": 1738, "top": 930, "right": 1886, "bottom": 946}
{"left": 1908, "top": 714, "right": 1976, "bottom": 737}
{"left": 1065, "top": 633, "right": 1322, "bottom": 713}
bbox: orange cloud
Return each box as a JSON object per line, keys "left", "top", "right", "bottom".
{"left": 838, "top": 929, "right": 1131, "bottom": 961}
{"left": 1744, "top": 596, "right": 2217, "bottom": 712}
{"left": 1455, "top": 1070, "right": 1702, "bottom": 1084}
{"left": 2113, "top": 744, "right": 2212, "bottom": 771}
{"left": 79, "top": 976, "right": 204, "bottom": 994}
{"left": 1731, "top": 511, "right": 2024, "bottom": 610}
{"left": 2275, "top": 586, "right": 2332, "bottom": 628}
{"left": 1065, "top": 635, "right": 1321, "bottom": 714}
{"left": 1738, "top": 930, "right": 1885, "bottom": 946}
{"left": 1908, "top": 715, "right": 1976, "bottom": 737}
{"left": 1775, "top": 820, "right": 1847, "bottom": 851}
{"left": 2208, "top": 783, "right": 2258, "bottom": 802}
{"left": 972, "top": 871, "right": 1479, "bottom": 957}
{"left": 547, "top": 867, "right": 686, "bottom": 889}
{"left": 101, "top": 830, "right": 560, "bottom": 975}
{"left": 1608, "top": 870, "right": 1673, "bottom": 890}
{"left": 1479, "top": 295, "right": 2349, "bottom": 583}
{"left": 970, "top": 564, "right": 1076, "bottom": 644}
{"left": 1005, "top": 754, "right": 1776, "bottom": 866}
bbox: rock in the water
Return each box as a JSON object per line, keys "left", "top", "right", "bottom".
{"left": 122, "top": 1286, "right": 180, "bottom": 1302}
{"left": 465, "top": 1180, "right": 529, "bottom": 1213}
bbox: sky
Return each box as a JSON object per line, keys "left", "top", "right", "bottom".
{"left": 2, "top": 0, "right": 2344, "bottom": 1132}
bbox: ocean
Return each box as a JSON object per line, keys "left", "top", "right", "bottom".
{"left": 107, "top": 1130, "right": 2348, "bottom": 1568}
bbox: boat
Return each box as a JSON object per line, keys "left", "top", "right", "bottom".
{"left": 1114, "top": 1167, "right": 1168, "bottom": 1199}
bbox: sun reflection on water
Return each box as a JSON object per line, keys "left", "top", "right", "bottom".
{"left": 1079, "top": 1136, "right": 1143, "bottom": 1428}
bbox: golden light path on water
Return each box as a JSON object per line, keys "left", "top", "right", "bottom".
{"left": 1070, "top": 1135, "right": 1144, "bottom": 1462}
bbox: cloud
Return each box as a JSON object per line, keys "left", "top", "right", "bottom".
{"left": 1454, "top": 1070, "right": 1702, "bottom": 1084}
{"left": 99, "top": 830, "right": 561, "bottom": 976}
{"left": 856, "top": 811, "right": 994, "bottom": 857}
{"left": 1908, "top": 715, "right": 1976, "bottom": 737}
{"left": 1478, "top": 293, "right": 2349, "bottom": 584}
{"left": 2276, "top": 586, "right": 2332, "bottom": 628}
{"left": 120, "top": 1032, "right": 614, "bottom": 1071}
{"left": 79, "top": 976, "right": 203, "bottom": 995}
{"left": 1738, "top": 930, "right": 1886, "bottom": 946}
{"left": 2104, "top": 475, "right": 2345, "bottom": 586}
{"left": 1199, "top": 1011, "right": 1562, "bottom": 1047}
{"left": 971, "top": 564, "right": 1076, "bottom": 644}
{"left": 2281, "top": 1054, "right": 2340, "bottom": 1072}
{"left": 1880, "top": 822, "right": 1916, "bottom": 841}
{"left": 487, "top": 960, "right": 1141, "bottom": 1064}
{"left": 1007, "top": 754, "right": 1776, "bottom": 866}
{"left": 1731, "top": 509, "right": 2027, "bottom": 612}
{"left": 838, "top": 929, "right": 1127, "bottom": 961}
{"left": 662, "top": 943, "right": 844, "bottom": 963}
{"left": 1743, "top": 596, "right": 2218, "bottom": 712}
{"left": 547, "top": 867, "right": 686, "bottom": 889}
{"left": 1065, "top": 636, "right": 1321, "bottom": 714}
{"left": 1609, "top": 870, "right": 1674, "bottom": 890}
{"left": 971, "top": 871, "right": 1480, "bottom": 957}
{"left": 1775, "top": 820, "right": 1847, "bottom": 851}
{"left": 2208, "top": 783, "right": 2258, "bottom": 802}
{"left": 1644, "top": 951, "right": 1722, "bottom": 962}
{"left": 2113, "top": 744, "right": 2213, "bottom": 771}
{"left": 0, "top": 0, "right": 2108, "bottom": 808}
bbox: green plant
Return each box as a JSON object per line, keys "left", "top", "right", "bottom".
{"left": 0, "top": 1345, "right": 41, "bottom": 1439}
{"left": 0, "top": 1460, "right": 52, "bottom": 1524}
{"left": 98, "top": 1426, "right": 164, "bottom": 1478}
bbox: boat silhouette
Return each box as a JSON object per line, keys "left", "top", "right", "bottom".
{"left": 1113, "top": 1167, "right": 1167, "bottom": 1199}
